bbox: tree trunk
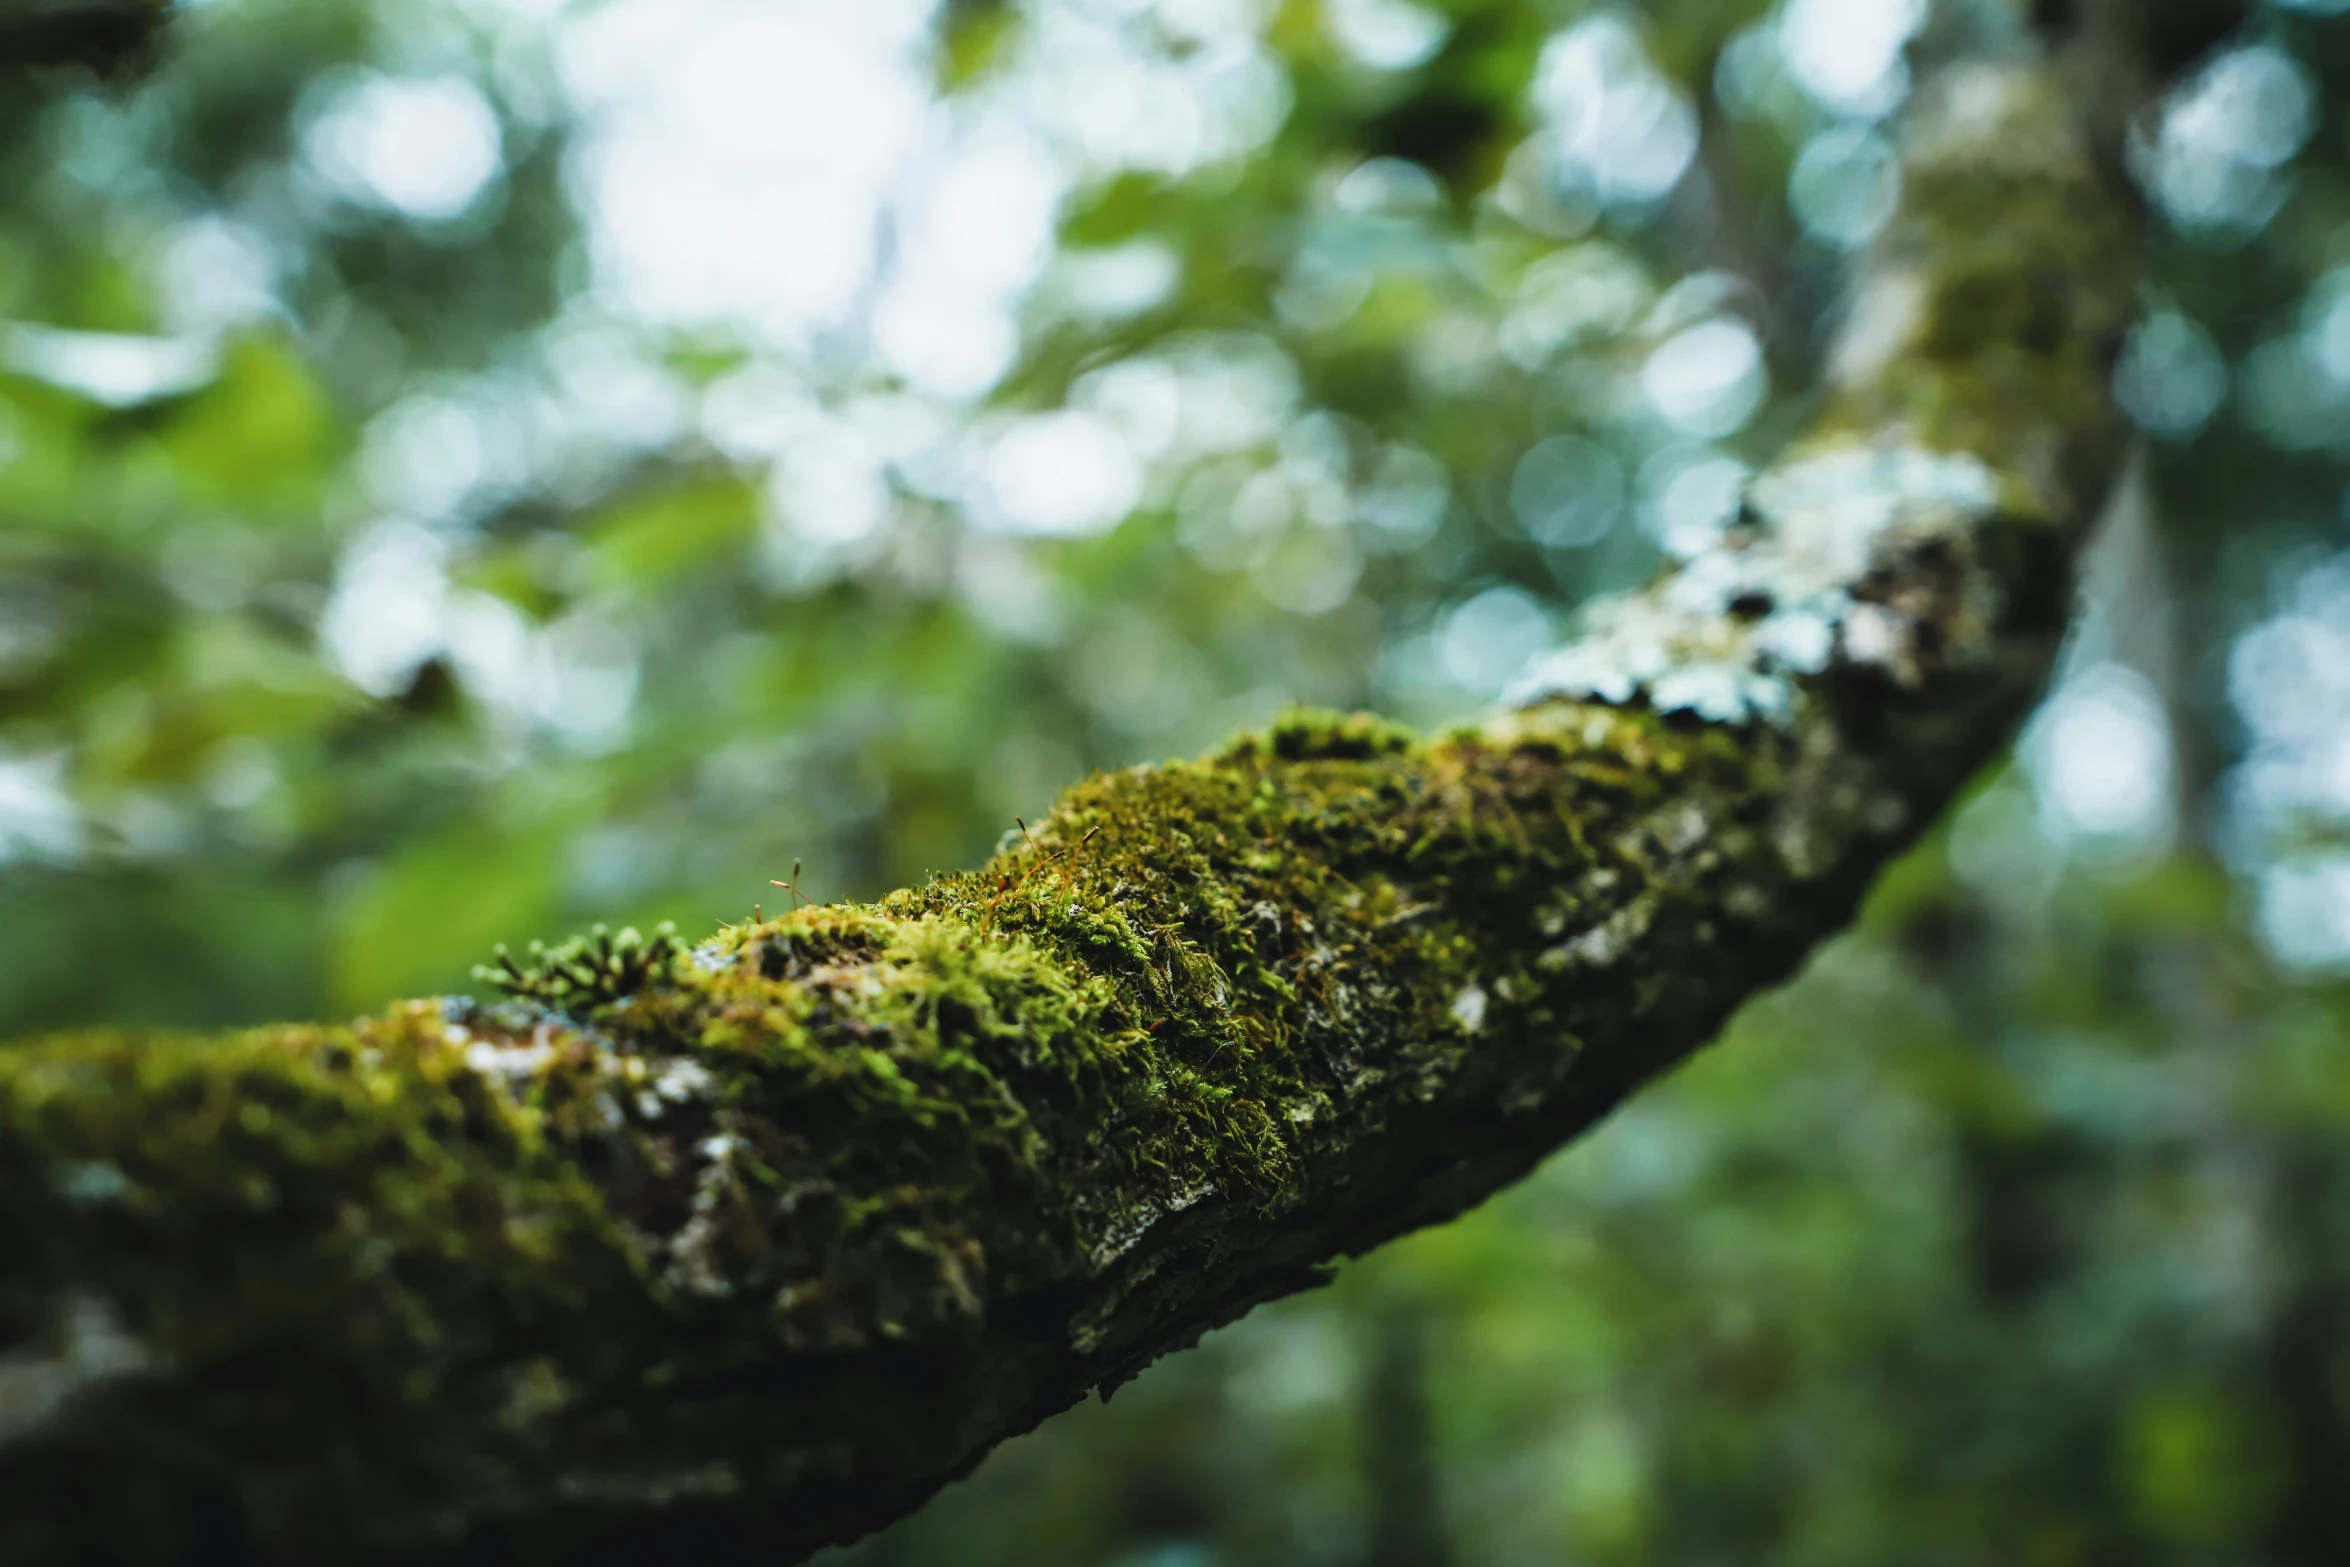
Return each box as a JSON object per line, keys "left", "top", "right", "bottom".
{"left": 0, "top": 14, "right": 2206, "bottom": 1564}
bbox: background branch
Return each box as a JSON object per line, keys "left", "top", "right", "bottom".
{"left": 0, "top": 2, "right": 171, "bottom": 83}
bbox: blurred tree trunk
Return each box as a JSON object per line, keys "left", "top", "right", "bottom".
{"left": 0, "top": 7, "right": 2237, "bottom": 1565}
{"left": 1361, "top": 1306, "right": 1453, "bottom": 1567}
{"left": 2259, "top": 1135, "right": 2350, "bottom": 1564}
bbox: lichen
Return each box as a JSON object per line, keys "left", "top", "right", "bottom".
{"left": 1508, "top": 440, "right": 2015, "bottom": 722}
{"left": 1508, "top": 65, "right": 2134, "bottom": 732}
{"left": 0, "top": 1293, "right": 149, "bottom": 1450}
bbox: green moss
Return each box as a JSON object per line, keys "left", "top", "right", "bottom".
{"left": 0, "top": 1008, "right": 655, "bottom": 1556}
{"left": 475, "top": 921, "right": 687, "bottom": 1013}
{"left": 832, "top": 700, "right": 1786, "bottom": 1238}
{"left": 0, "top": 692, "right": 1815, "bottom": 1558}
{"left": 1235, "top": 706, "right": 1420, "bottom": 762}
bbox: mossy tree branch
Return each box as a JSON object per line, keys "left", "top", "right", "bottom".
{"left": 0, "top": 17, "right": 2204, "bottom": 1566}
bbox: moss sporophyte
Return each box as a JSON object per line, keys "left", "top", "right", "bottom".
{"left": 0, "top": 54, "right": 2147, "bottom": 1567}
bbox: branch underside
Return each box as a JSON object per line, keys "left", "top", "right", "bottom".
{"left": 0, "top": 55, "right": 2141, "bottom": 1567}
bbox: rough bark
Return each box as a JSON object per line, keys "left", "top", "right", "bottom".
{"left": 0, "top": 21, "right": 2182, "bottom": 1567}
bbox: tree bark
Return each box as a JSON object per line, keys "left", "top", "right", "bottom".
{"left": 0, "top": 18, "right": 2192, "bottom": 1566}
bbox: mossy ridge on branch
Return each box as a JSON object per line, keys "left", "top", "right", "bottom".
{"left": 571, "top": 696, "right": 1785, "bottom": 1342}
{"left": 0, "top": 697, "right": 1801, "bottom": 1561}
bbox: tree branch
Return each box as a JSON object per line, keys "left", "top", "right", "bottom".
{"left": 0, "top": 28, "right": 2177, "bottom": 1567}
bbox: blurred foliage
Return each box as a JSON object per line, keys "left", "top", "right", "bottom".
{"left": 7, "top": 0, "right": 2350, "bottom": 1561}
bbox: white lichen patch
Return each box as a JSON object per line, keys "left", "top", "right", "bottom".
{"left": 1082, "top": 1199, "right": 1165, "bottom": 1285}
{"left": 0, "top": 1293, "right": 151, "bottom": 1450}
{"left": 1539, "top": 891, "right": 1660, "bottom": 973}
{"left": 653, "top": 1056, "right": 716, "bottom": 1105}
{"left": 1079, "top": 1177, "right": 1216, "bottom": 1283}
{"left": 1508, "top": 442, "right": 2005, "bottom": 723}
{"left": 465, "top": 1038, "right": 556, "bottom": 1086}
{"left": 1752, "top": 447, "right": 1998, "bottom": 574}
{"left": 1654, "top": 800, "right": 1709, "bottom": 857}
{"left": 663, "top": 1133, "right": 755, "bottom": 1300}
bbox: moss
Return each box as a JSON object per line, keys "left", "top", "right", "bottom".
{"left": 0, "top": 696, "right": 1809, "bottom": 1562}
{"left": 0, "top": 1009, "right": 656, "bottom": 1558}
{"left": 1817, "top": 67, "right": 2137, "bottom": 489}
{"left": 1236, "top": 706, "right": 1420, "bottom": 762}
{"left": 476, "top": 922, "right": 687, "bottom": 1013}
{"left": 822, "top": 698, "right": 1785, "bottom": 1248}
